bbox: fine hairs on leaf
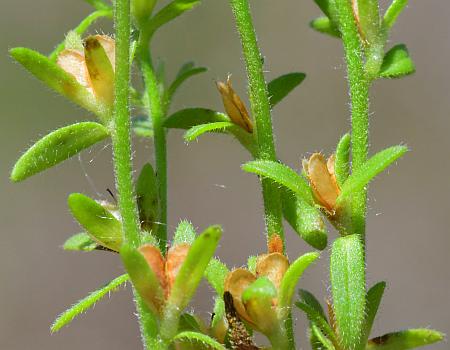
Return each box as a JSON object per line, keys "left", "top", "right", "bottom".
{"left": 51, "top": 274, "right": 129, "bottom": 332}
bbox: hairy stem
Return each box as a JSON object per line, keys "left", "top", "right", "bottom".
{"left": 335, "top": 0, "right": 369, "bottom": 237}
{"left": 139, "top": 44, "right": 168, "bottom": 252}
{"left": 228, "top": 0, "right": 285, "bottom": 246}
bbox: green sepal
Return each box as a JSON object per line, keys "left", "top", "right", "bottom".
{"left": 11, "top": 122, "right": 109, "bottom": 182}
{"left": 51, "top": 274, "right": 129, "bottom": 332}
{"left": 379, "top": 44, "right": 415, "bottom": 79}
{"left": 10, "top": 48, "right": 101, "bottom": 116}
{"left": 359, "top": 282, "right": 386, "bottom": 348}
{"left": 184, "top": 122, "right": 236, "bottom": 142}
{"left": 310, "top": 17, "right": 341, "bottom": 38}
{"left": 164, "top": 108, "right": 228, "bottom": 129}
{"left": 330, "top": 234, "right": 366, "bottom": 350}
{"left": 173, "top": 220, "right": 197, "bottom": 245}
{"left": 278, "top": 252, "right": 319, "bottom": 317}
{"left": 167, "top": 62, "right": 207, "bottom": 101}
{"left": 145, "top": 0, "right": 201, "bottom": 38}
{"left": 366, "top": 329, "right": 444, "bottom": 350}
{"left": 204, "top": 258, "right": 229, "bottom": 295}
{"left": 337, "top": 145, "right": 407, "bottom": 206}
{"left": 136, "top": 163, "right": 159, "bottom": 233}
{"left": 63, "top": 232, "right": 98, "bottom": 251}
{"left": 68, "top": 193, "right": 123, "bottom": 252}
{"left": 172, "top": 331, "right": 226, "bottom": 350}
{"left": 335, "top": 133, "right": 351, "bottom": 187}
{"left": 120, "top": 244, "right": 165, "bottom": 314}
{"left": 282, "top": 188, "right": 327, "bottom": 250}
{"left": 242, "top": 160, "right": 314, "bottom": 205}
{"left": 383, "top": 0, "right": 408, "bottom": 30}
{"left": 311, "top": 324, "right": 336, "bottom": 350}
{"left": 132, "top": 116, "right": 153, "bottom": 138}
{"left": 267, "top": 72, "right": 306, "bottom": 108}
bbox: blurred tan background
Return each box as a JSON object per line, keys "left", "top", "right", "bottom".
{"left": 1, "top": 0, "right": 449, "bottom": 349}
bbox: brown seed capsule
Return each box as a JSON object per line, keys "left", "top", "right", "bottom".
{"left": 216, "top": 76, "right": 253, "bottom": 133}
{"left": 255, "top": 253, "right": 289, "bottom": 290}
{"left": 165, "top": 243, "right": 190, "bottom": 294}
{"left": 138, "top": 244, "right": 166, "bottom": 291}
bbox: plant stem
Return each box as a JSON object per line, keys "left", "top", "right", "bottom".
{"left": 335, "top": 0, "right": 370, "bottom": 237}
{"left": 228, "top": 0, "right": 285, "bottom": 246}
{"left": 138, "top": 42, "right": 168, "bottom": 252}
{"left": 112, "top": 0, "right": 140, "bottom": 247}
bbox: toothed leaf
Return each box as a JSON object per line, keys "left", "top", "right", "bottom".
{"left": 379, "top": 44, "right": 415, "bottom": 78}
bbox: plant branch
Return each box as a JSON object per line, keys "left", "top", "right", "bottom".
{"left": 228, "top": 0, "right": 285, "bottom": 246}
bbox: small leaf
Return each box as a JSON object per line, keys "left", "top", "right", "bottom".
{"left": 337, "top": 145, "right": 407, "bottom": 205}
{"left": 367, "top": 329, "right": 444, "bottom": 350}
{"left": 68, "top": 193, "right": 122, "bottom": 252}
{"left": 379, "top": 44, "right": 415, "bottom": 78}
{"left": 146, "top": 0, "right": 201, "bottom": 37}
{"left": 278, "top": 252, "right": 319, "bottom": 317}
{"left": 172, "top": 331, "right": 226, "bottom": 350}
{"left": 51, "top": 274, "right": 128, "bottom": 332}
{"left": 11, "top": 122, "right": 109, "bottom": 182}
{"left": 164, "top": 108, "right": 228, "bottom": 129}
{"left": 282, "top": 188, "right": 327, "bottom": 250}
{"left": 299, "top": 289, "right": 326, "bottom": 319}
{"left": 267, "top": 72, "right": 306, "bottom": 108}
{"left": 167, "top": 63, "right": 207, "bottom": 100}
{"left": 10, "top": 48, "right": 100, "bottom": 115}
{"left": 136, "top": 163, "right": 159, "bottom": 233}
{"left": 178, "top": 313, "right": 202, "bottom": 333}
{"left": 314, "top": 0, "right": 333, "bottom": 18}
{"left": 310, "top": 17, "right": 341, "bottom": 38}
{"left": 84, "top": 0, "right": 111, "bottom": 11}
{"left": 311, "top": 324, "right": 336, "bottom": 350}
{"left": 359, "top": 282, "right": 386, "bottom": 348}
{"left": 335, "top": 133, "right": 351, "bottom": 187}
{"left": 242, "top": 160, "right": 314, "bottom": 205}
{"left": 204, "top": 258, "right": 229, "bottom": 295}
{"left": 173, "top": 220, "right": 197, "bottom": 245}
{"left": 184, "top": 122, "right": 235, "bottom": 142}
{"left": 132, "top": 116, "right": 153, "bottom": 138}
{"left": 120, "top": 244, "right": 165, "bottom": 314}
{"left": 132, "top": 0, "right": 157, "bottom": 28}
{"left": 330, "top": 234, "right": 366, "bottom": 350}
{"left": 296, "top": 301, "right": 337, "bottom": 344}
{"left": 383, "top": 0, "right": 408, "bottom": 29}
{"left": 168, "top": 225, "right": 222, "bottom": 310}
{"left": 63, "top": 232, "right": 97, "bottom": 251}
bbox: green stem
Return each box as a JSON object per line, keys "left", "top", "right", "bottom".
{"left": 228, "top": 0, "right": 285, "bottom": 246}
{"left": 138, "top": 39, "right": 168, "bottom": 252}
{"left": 335, "top": 0, "right": 370, "bottom": 237}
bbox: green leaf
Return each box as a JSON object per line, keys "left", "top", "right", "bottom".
{"left": 84, "top": 0, "right": 111, "bottom": 11}
{"left": 379, "top": 44, "right": 415, "bottom": 78}
{"left": 337, "top": 146, "right": 407, "bottom": 206}
{"left": 359, "top": 282, "right": 386, "bottom": 348}
{"left": 167, "top": 225, "right": 222, "bottom": 310}
{"left": 63, "top": 232, "right": 98, "bottom": 251}
{"left": 314, "top": 0, "right": 333, "bottom": 18}
{"left": 335, "top": 133, "right": 351, "bottom": 187}
{"left": 184, "top": 122, "right": 236, "bottom": 142}
{"left": 311, "top": 324, "right": 336, "bottom": 350}
{"left": 278, "top": 252, "right": 319, "bottom": 317}
{"left": 146, "top": 0, "right": 201, "bottom": 37}
{"left": 164, "top": 108, "right": 228, "bottom": 129}
{"left": 383, "top": 0, "right": 408, "bottom": 29}
{"left": 51, "top": 274, "right": 128, "bottom": 332}
{"left": 267, "top": 72, "right": 306, "bottom": 107}
{"left": 136, "top": 163, "right": 159, "bottom": 233}
{"left": 356, "top": 0, "right": 381, "bottom": 45}
{"left": 282, "top": 188, "right": 328, "bottom": 250}
{"left": 132, "top": 116, "right": 153, "bottom": 138}
{"left": 11, "top": 122, "right": 109, "bottom": 182}
{"left": 299, "top": 289, "right": 326, "bottom": 319}
{"left": 310, "top": 17, "right": 341, "bottom": 38}
{"left": 178, "top": 313, "right": 202, "bottom": 333}
{"left": 296, "top": 301, "right": 337, "bottom": 344}
{"left": 68, "top": 193, "right": 123, "bottom": 252}
{"left": 173, "top": 220, "right": 197, "bottom": 245}
{"left": 167, "top": 63, "right": 207, "bottom": 100}
{"left": 10, "top": 48, "right": 101, "bottom": 116}
{"left": 330, "top": 234, "right": 366, "bottom": 350}
{"left": 204, "top": 258, "right": 229, "bottom": 295}
{"left": 120, "top": 244, "right": 165, "bottom": 314}
{"left": 366, "top": 329, "right": 444, "bottom": 350}
{"left": 132, "top": 0, "right": 157, "bottom": 28}
{"left": 172, "top": 331, "right": 227, "bottom": 350}
{"left": 242, "top": 160, "right": 314, "bottom": 205}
